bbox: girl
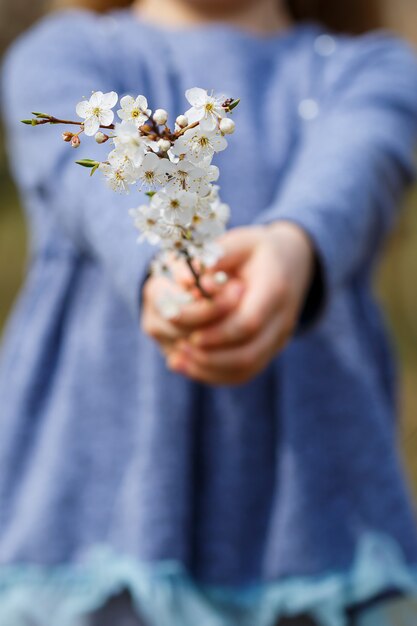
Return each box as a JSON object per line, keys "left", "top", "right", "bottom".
{"left": 1, "top": 0, "right": 417, "bottom": 624}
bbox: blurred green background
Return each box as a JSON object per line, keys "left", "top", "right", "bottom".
{"left": 0, "top": 0, "right": 417, "bottom": 498}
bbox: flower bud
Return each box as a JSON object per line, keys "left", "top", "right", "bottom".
{"left": 213, "top": 271, "right": 229, "bottom": 286}
{"left": 219, "top": 118, "right": 235, "bottom": 135}
{"left": 71, "top": 135, "right": 81, "bottom": 149}
{"left": 62, "top": 131, "right": 74, "bottom": 142}
{"left": 95, "top": 131, "right": 109, "bottom": 144}
{"left": 158, "top": 138, "right": 171, "bottom": 153}
{"left": 153, "top": 109, "right": 168, "bottom": 126}
{"left": 175, "top": 115, "right": 188, "bottom": 128}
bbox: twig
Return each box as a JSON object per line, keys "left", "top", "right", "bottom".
{"left": 182, "top": 249, "right": 211, "bottom": 299}
{"left": 174, "top": 121, "right": 199, "bottom": 138}
{"left": 26, "top": 115, "right": 115, "bottom": 130}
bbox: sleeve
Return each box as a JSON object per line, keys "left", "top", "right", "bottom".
{"left": 1, "top": 11, "right": 155, "bottom": 316}
{"left": 255, "top": 34, "right": 417, "bottom": 326}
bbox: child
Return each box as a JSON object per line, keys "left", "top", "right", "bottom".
{"left": 1, "top": 0, "right": 417, "bottom": 624}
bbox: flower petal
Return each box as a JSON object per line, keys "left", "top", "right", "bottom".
{"left": 185, "top": 87, "right": 207, "bottom": 107}
{"left": 83, "top": 116, "right": 100, "bottom": 136}
{"left": 135, "top": 95, "right": 148, "bottom": 111}
{"left": 207, "top": 165, "right": 220, "bottom": 181}
{"left": 172, "top": 136, "right": 188, "bottom": 156}
{"left": 76, "top": 100, "right": 90, "bottom": 118}
{"left": 101, "top": 91, "right": 118, "bottom": 109}
{"left": 99, "top": 109, "right": 115, "bottom": 127}
{"left": 117, "top": 109, "right": 130, "bottom": 121}
{"left": 89, "top": 91, "right": 103, "bottom": 107}
{"left": 120, "top": 95, "right": 135, "bottom": 109}
{"left": 199, "top": 116, "right": 217, "bottom": 132}
{"left": 145, "top": 152, "right": 161, "bottom": 169}
{"left": 212, "top": 134, "right": 228, "bottom": 152}
{"left": 184, "top": 107, "right": 203, "bottom": 125}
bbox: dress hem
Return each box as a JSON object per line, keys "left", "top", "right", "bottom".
{"left": 0, "top": 533, "right": 416, "bottom": 626}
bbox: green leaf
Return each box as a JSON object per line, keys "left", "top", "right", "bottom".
{"left": 75, "top": 159, "right": 99, "bottom": 168}
{"left": 31, "top": 112, "right": 51, "bottom": 118}
{"left": 21, "top": 119, "right": 34, "bottom": 125}
{"left": 90, "top": 164, "right": 100, "bottom": 177}
{"left": 145, "top": 191, "right": 156, "bottom": 198}
{"left": 228, "top": 98, "right": 240, "bottom": 111}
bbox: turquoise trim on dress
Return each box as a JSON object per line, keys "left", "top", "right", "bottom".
{"left": 0, "top": 534, "right": 416, "bottom": 626}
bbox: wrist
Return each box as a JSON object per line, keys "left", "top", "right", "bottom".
{"left": 266, "top": 221, "right": 315, "bottom": 285}
{"left": 265, "top": 220, "right": 326, "bottom": 331}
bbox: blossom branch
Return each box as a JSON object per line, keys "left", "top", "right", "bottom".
{"left": 22, "top": 112, "right": 115, "bottom": 131}
{"left": 23, "top": 87, "right": 239, "bottom": 316}
{"left": 181, "top": 249, "right": 211, "bottom": 299}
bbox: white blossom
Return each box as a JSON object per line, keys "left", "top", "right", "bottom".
{"left": 114, "top": 120, "right": 141, "bottom": 146}
{"left": 211, "top": 198, "right": 231, "bottom": 223}
{"left": 191, "top": 195, "right": 230, "bottom": 243}
{"left": 117, "top": 95, "right": 151, "bottom": 127}
{"left": 68, "top": 87, "right": 239, "bottom": 314}
{"left": 192, "top": 211, "right": 227, "bottom": 242}
{"left": 76, "top": 91, "right": 118, "bottom": 136}
{"left": 136, "top": 152, "right": 173, "bottom": 188}
{"left": 172, "top": 127, "right": 228, "bottom": 165}
{"left": 129, "top": 204, "right": 163, "bottom": 245}
{"left": 194, "top": 184, "right": 221, "bottom": 218}
{"left": 165, "top": 160, "right": 217, "bottom": 196}
{"left": 187, "top": 241, "right": 224, "bottom": 267}
{"left": 151, "top": 190, "right": 195, "bottom": 227}
{"left": 149, "top": 254, "right": 173, "bottom": 279}
{"left": 158, "top": 223, "right": 185, "bottom": 243}
{"left": 99, "top": 150, "right": 137, "bottom": 193}
{"left": 185, "top": 87, "right": 226, "bottom": 131}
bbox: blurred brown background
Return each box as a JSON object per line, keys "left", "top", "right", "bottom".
{"left": 1, "top": 0, "right": 417, "bottom": 495}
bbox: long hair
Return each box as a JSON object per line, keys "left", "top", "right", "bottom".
{"left": 285, "top": 0, "right": 381, "bottom": 34}
{"left": 52, "top": 0, "right": 382, "bottom": 33}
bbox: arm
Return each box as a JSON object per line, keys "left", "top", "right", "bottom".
{"left": 2, "top": 12, "right": 155, "bottom": 315}
{"left": 255, "top": 34, "right": 417, "bottom": 323}
{"left": 159, "top": 35, "right": 417, "bottom": 385}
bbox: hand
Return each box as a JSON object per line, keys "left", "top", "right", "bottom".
{"left": 168, "top": 222, "right": 315, "bottom": 385}
{"left": 141, "top": 261, "right": 245, "bottom": 358}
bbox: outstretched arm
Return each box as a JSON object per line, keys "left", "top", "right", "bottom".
{"left": 149, "top": 35, "right": 417, "bottom": 385}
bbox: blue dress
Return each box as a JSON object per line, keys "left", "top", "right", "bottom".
{"left": 1, "top": 8, "right": 417, "bottom": 626}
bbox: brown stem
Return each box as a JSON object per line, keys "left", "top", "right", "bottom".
{"left": 182, "top": 250, "right": 211, "bottom": 299}
{"left": 34, "top": 115, "right": 200, "bottom": 143}
{"left": 36, "top": 116, "right": 115, "bottom": 130}
{"left": 174, "top": 121, "right": 199, "bottom": 138}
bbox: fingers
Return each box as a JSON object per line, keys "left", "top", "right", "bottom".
{"left": 142, "top": 273, "right": 244, "bottom": 353}
{"left": 141, "top": 307, "right": 188, "bottom": 344}
{"left": 142, "top": 276, "right": 189, "bottom": 345}
{"left": 171, "top": 279, "right": 244, "bottom": 331}
{"left": 168, "top": 313, "right": 294, "bottom": 386}
{"left": 207, "top": 226, "right": 264, "bottom": 274}
{"left": 191, "top": 257, "right": 287, "bottom": 350}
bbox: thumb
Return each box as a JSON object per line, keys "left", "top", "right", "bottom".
{"left": 209, "top": 226, "right": 264, "bottom": 274}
